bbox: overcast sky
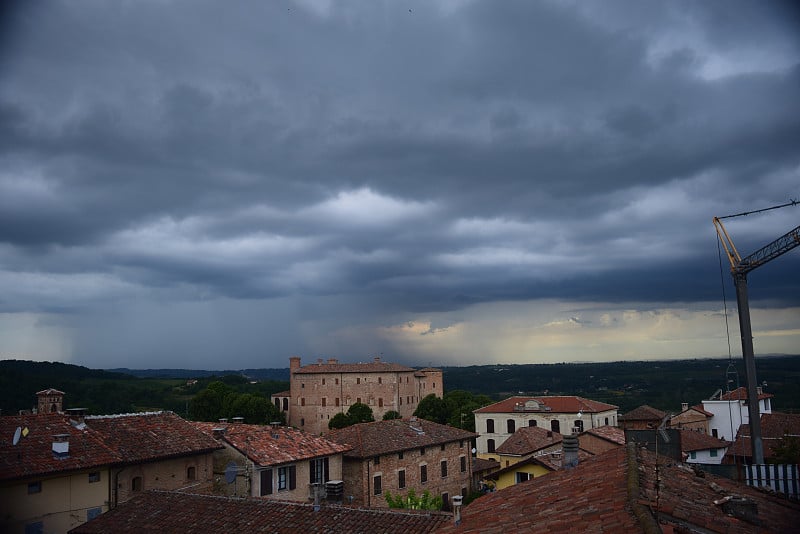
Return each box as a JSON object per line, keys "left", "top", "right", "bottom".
{"left": 1, "top": 0, "right": 798, "bottom": 371}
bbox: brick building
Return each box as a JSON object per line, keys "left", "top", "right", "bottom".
{"left": 327, "top": 418, "right": 476, "bottom": 510}
{"left": 276, "top": 356, "right": 443, "bottom": 435}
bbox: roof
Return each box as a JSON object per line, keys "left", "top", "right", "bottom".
{"left": 487, "top": 448, "right": 593, "bottom": 476}
{"left": 326, "top": 418, "right": 476, "bottom": 458}
{"left": 271, "top": 390, "right": 291, "bottom": 397}
{"left": 495, "top": 426, "right": 562, "bottom": 456}
{"left": 678, "top": 430, "right": 730, "bottom": 452}
{"left": 36, "top": 388, "right": 65, "bottom": 396}
{"left": 618, "top": 404, "right": 667, "bottom": 422}
{"left": 0, "top": 413, "right": 119, "bottom": 481}
{"left": 193, "top": 422, "right": 351, "bottom": 466}
{"left": 68, "top": 490, "right": 449, "bottom": 534}
{"left": 437, "top": 444, "right": 800, "bottom": 534}
{"left": 473, "top": 396, "right": 617, "bottom": 415}
{"left": 725, "top": 412, "right": 800, "bottom": 460}
{"left": 718, "top": 387, "right": 773, "bottom": 401}
{"left": 85, "top": 412, "right": 223, "bottom": 464}
{"left": 582, "top": 425, "right": 626, "bottom": 445}
{"left": 294, "top": 361, "right": 417, "bottom": 374}
{"left": 471, "top": 457, "right": 500, "bottom": 474}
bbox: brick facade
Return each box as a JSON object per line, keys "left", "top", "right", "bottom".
{"left": 279, "top": 356, "right": 443, "bottom": 435}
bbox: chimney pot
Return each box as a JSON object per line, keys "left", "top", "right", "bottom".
{"left": 681, "top": 402, "right": 689, "bottom": 412}
{"left": 232, "top": 417, "right": 244, "bottom": 424}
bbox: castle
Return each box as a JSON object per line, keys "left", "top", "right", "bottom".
{"left": 273, "top": 356, "right": 443, "bottom": 434}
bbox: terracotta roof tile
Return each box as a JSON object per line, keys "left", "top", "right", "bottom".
{"left": 725, "top": 412, "right": 800, "bottom": 460}
{"left": 471, "top": 457, "right": 500, "bottom": 474}
{"left": 437, "top": 444, "right": 800, "bottom": 533}
{"left": 294, "top": 361, "right": 416, "bottom": 374}
{"left": 327, "top": 418, "right": 476, "bottom": 458}
{"left": 68, "top": 490, "right": 449, "bottom": 533}
{"left": 473, "top": 396, "right": 617, "bottom": 415}
{"left": 0, "top": 413, "right": 119, "bottom": 481}
{"left": 193, "top": 422, "right": 351, "bottom": 466}
{"left": 618, "top": 404, "right": 667, "bottom": 421}
{"left": 719, "top": 386, "right": 773, "bottom": 401}
{"left": 36, "top": 388, "right": 65, "bottom": 396}
{"left": 271, "top": 390, "right": 291, "bottom": 397}
{"left": 495, "top": 426, "right": 562, "bottom": 455}
{"left": 85, "top": 411, "right": 223, "bottom": 463}
{"left": 677, "top": 429, "right": 730, "bottom": 452}
{"left": 582, "top": 425, "right": 626, "bottom": 445}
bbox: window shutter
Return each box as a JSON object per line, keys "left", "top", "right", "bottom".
{"left": 324, "top": 457, "right": 330, "bottom": 482}
{"left": 289, "top": 466, "right": 296, "bottom": 490}
{"left": 261, "top": 469, "right": 273, "bottom": 496}
{"left": 310, "top": 460, "right": 316, "bottom": 484}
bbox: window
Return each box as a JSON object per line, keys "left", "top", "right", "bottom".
{"left": 507, "top": 419, "right": 515, "bottom": 434}
{"left": 278, "top": 467, "right": 287, "bottom": 490}
{"left": 378, "top": 398, "right": 383, "bottom": 408}
{"left": 441, "top": 444, "right": 446, "bottom": 451}
{"left": 25, "top": 522, "right": 43, "bottom": 534}
{"left": 398, "top": 451, "right": 404, "bottom": 460}
{"left": 335, "top": 378, "right": 339, "bottom": 385}
{"left": 132, "top": 476, "right": 143, "bottom": 492}
{"left": 302, "top": 383, "right": 305, "bottom": 388}
{"left": 399, "top": 397, "right": 403, "bottom": 406}
{"left": 516, "top": 472, "right": 531, "bottom": 483}
{"left": 459, "top": 440, "right": 464, "bottom": 448}
{"left": 300, "top": 418, "right": 305, "bottom": 426}
{"left": 322, "top": 397, "right": 327, "bottom": 407}
{"left": 357, "top": 378, "right": 361, "bottom": 384}
{"left": 335, "top": 397, "right": 340, "bottom": 407}
{"left": 420, "top": 446, "right": 426, "bottom": 455}
{"left": 187, "top": 466, "right": 196, "bottom": 481}
{"left": 89, "top": 471, "right": 101, "bottom": 483}
{"left": 301, "top": 398, "right": 306, "bottom": 406}
{"left": 712, "top": 429, "right": 718, "bottom": 438}
{"left": 690, "top": 451, "right": 697, "bottom": 460}
{"left": 283, "top": 398, "right": 288, "bottom": 411}
{"left": 710, "top": 448, "right": 718, "bottom": 458}
{"left": 310, "top": 458, "right": 329, "bottom": 484}
{"left": 374, "top": 456, "right": 380, "bottom": 465}
{"left": 261, "top": 469, "right": 273, "bottom": 496}
{"left": 398, "top": 469, "right": 406, "bottom": 489}
{"left": 529, "top": 420, "right": 537, "bottom": 427}
{"left": 275, "top": 398, "right": 281, "bottom": 409}
{"left": 441, "top": 460, "right": 448, "bottom": 478}
{"left": 551, "top": 420, "right": 560, "bottom": 433}
{"left": 487, "top": 439, "right": 496, "bottom": 453}
{"left": 604, "top": 417, "right": 609, "bottom": 425}
{"left": 28, "top": 481, "right": 42, "bottom": 494}
{"left": 442, "top": 492, "right": 450, "bottom": 511}
{"left": 357, "top": 397, "right": 362, "bottom": 404}
{"left": 373, "top": 475, "right": 382, "bottom": 495}
{"left": 574, "top": 420, "right": 584, "bottom": 433}
{"left": 460, "top": 456, "right": 466, "bottom": 473}
{"left": 420, "top": 464, "right": 428, "bottom": 483}
{"left": 87, "top": 507, "right": 102, "bottom": 521}
{"left": 378, "top": 377, "right": 382, "bottom": 384}
{"left": 322, "top": 379, "right": 326, "bottom": 385}
{"left": 486, "top": 419, "right": 495, "bottom": 433}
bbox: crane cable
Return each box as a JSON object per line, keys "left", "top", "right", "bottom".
{"left": 717, "top": 199, "right": 797, "bottom": 220}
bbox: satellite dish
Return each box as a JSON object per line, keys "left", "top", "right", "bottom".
{"left": 12, "top": 427, "right": 21, "bottom": 446}
{"left": 224, "top": 462, "right": 238, "bottom": 484}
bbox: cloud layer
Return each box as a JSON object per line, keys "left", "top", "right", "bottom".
{"left": 1, "top": 1, "right": 798, "bottom": 369}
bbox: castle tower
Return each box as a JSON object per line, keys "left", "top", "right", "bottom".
{"left": 36, "top": 388, "right": 65, "bottom": 414}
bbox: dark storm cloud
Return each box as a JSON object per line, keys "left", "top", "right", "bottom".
{"left": 0, "top": 0, "right": 798, "bottom": 366}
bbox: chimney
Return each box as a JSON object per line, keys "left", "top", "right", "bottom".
{"left": 289, "top": 356, "right": 302, "bottom": 373}
{"left": 756, "top": 386, "right": 762, "bottom": 395}
{"left": 66, "top": 408, "right": 87, "bottom": 427}
{"left": 317, "top": 358, "right": 323, "bottom": 364}
{"left": 562, "top": 433, "right": 579, "bottom": 469}
{"left": 52, "top": 434, "right": 70, "bottom": 459}
{"left": 219, "top": 418, "right": 228, "bottom": 424}
{"left": 681, "top": 402, "right": 688, "bottom": 412}
{"left": 452, "top": 495, "right": 464, "bottom": 525}
{"left": 327, "top": 358, "right": 338, "bottom": 364}
{"left": 373, "top": 356, "right": 381, "bottom": 363}
{"left": 232, "top": 417, "right": 244, "bottom": 424}
{"left": 212, "top": 427, "right": 226, "bottom": 439}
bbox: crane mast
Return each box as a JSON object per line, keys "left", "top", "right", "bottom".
{"left": 713, "top": 213, "right": 800, "bottom": 465}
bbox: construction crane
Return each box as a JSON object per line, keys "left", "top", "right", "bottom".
{"left": 713, "top": 201, "right": 799, "bottom": 465}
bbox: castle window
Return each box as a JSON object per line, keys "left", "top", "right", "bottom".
{"left": 335, "top": 378, "right": 339, "bottom": 385}
{"left": 322, "top": 379, "right": 326, "bottom": 385}
{"left": 301, "top": 398, "right": 306, "bottom": 406}
{"left": 322, "top": 398, "right": 327, "bottom": 407}
{"left": 378, "top": 377, "right": 382, "bottom": 384}
{"left": 357, "top": 378, "right": 360, "bottom": 384}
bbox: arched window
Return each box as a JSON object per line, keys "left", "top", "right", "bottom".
{"left": 283, "top": 398, "right": 288, "bottom": 411}
{"left": 274, "top": 398, "right": 280, "bottom": 409}
{"left": 486, "top": 419, "right": 495, "bottom": 433}
{"left": 507, "top": 419, "right": 515, "bottom": 434}
{"left": 574, "top": 420, "right": 584, "bottom": 433}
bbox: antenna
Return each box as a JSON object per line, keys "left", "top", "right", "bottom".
{"left": 12, "top": 427, "right": 21, "bottom": 446}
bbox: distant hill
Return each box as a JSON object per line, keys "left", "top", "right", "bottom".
{"left": 3, "top": 355, "right": 798, "bottom": 417}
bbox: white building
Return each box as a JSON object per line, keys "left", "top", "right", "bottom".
{"left": 701, "top": 386, "right": 773, "bottom": 442}
{"left": 473, "top": 396, "right": 618, "bottom": 456}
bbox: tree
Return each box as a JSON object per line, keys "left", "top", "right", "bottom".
{"left": 382, "top": 410, "right": 401, "bottom": 420}
{"left": 347, "top": 402, "right": 375, "bottom": 424}
{"left": 772, "top": 434, "right": 800, "bottom": 464}
{"left": 414, "top": 394, "right": 448, "bottom": 424}
{"left": 328, "top": 402, "right": 375, "bottom": 430}
{"left": 384, "top": 488, "right": 442, "bottom": 510}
